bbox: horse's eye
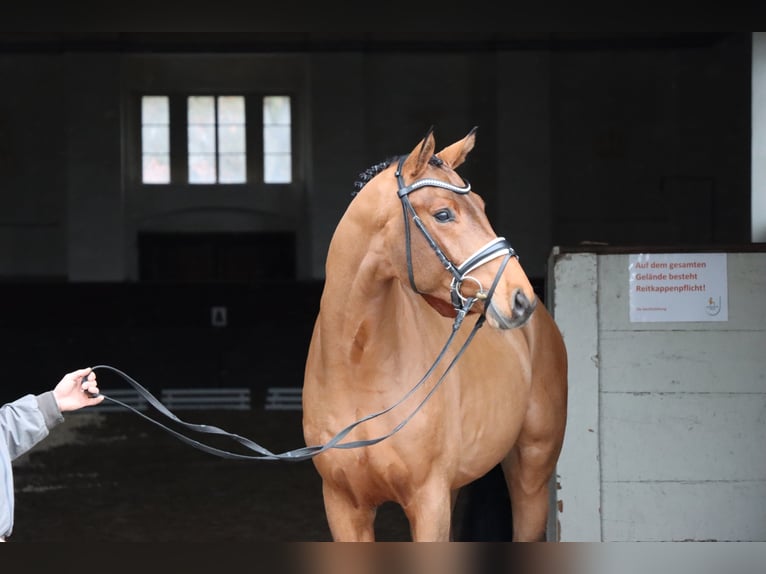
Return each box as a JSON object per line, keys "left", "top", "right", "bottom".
{"left": 433, "top": 209, "right": 455, "bottom": 223}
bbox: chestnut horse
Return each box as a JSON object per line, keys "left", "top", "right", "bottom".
{"left": 302, "top": 127, "right": 567, "bottom": 542}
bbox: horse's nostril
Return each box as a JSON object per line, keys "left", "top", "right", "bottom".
{"left": 513, "top": 290, "right": 531, "bottom": 317}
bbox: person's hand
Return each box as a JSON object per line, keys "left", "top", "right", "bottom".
{"left": 52, "top": 367, "right": 105, "bottom": 412}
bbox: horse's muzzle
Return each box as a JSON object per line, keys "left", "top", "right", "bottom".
{"left": 486, "top": 289, "right": 537, "bottom": 330}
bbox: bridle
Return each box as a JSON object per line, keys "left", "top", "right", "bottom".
{"left": 89, "top": 155, "right": 527, "bottom": 462}
{"left": 395, "top": 154, "right": 519, "bottom": 325}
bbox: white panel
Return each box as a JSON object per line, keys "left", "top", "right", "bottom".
{"left": 601, "top": 393, "right": 766, "bottom": 482}
{"left": 549, "top": 251, "right": 602, "bottom": 541}
{"left": 599, "top": 253, "right": 766, "bottom": 331}
{"left": 600, "top": 331, "right": 766, "bottom": 393}
{"left": 553, "top": 250, "right": 766, "bottom": 543}
{"left": 602, "top": 481, "right": 766, "bottom": 542}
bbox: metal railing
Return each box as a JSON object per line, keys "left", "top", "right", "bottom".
{"left": 264, "top": 387, "right": 302, "bottom": 411}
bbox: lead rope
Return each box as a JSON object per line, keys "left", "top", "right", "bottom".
{"left": 89, "top": 294, "right": 494, "bottom": 462}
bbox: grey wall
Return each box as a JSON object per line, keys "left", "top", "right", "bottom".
{"left": 552, "top": 249, "right": 766, "bottom": 541}
{"left": 0, "top": 34, "right": 753, "bottom": 284}
{"left": 0, "top": 55, "right": 68, "bottom": 277}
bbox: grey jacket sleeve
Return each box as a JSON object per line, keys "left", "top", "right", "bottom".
{"left": 0, "top": 392, "right": 64, "bottom": 461}
{"left": 35, "top": 391, "right": 65, "bottom": 432}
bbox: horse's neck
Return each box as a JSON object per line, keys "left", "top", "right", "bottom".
{"left": 321, "top": 204, "right": 455, "bottom": 375}
{"left": 321, "top": 231, "right": 438, "bottom": 362}
{"left": 324, "top": 263, "right": 415, "bottom": 341}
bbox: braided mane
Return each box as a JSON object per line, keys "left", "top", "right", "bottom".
{"left": 351, "top": 155, "right": 444, "bottom": 197}
{"left": 351, "top": 157, "right": 395, "bottom": 197}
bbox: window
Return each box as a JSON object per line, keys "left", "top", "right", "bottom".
{"left": 188, "top": 95, "right": 246, "bottom": 184}
{"left": 263, "top": 96, "right": 292, "bottom": 183}
{"left": 140, "top": 94, "right": 292, "bottom": 186}
{"left": 141, "top": 96, "right": 170, "bottom": 184}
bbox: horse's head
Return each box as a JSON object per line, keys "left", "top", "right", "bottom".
{"left": 377, "top": 126, "right": 537, "bottom": 330}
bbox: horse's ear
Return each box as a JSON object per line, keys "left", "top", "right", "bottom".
{"left": 436, "top": 126, "right": 477, "bottom": 170}
{"left": 402, "top": 126, "right": 436, "bottom": 179}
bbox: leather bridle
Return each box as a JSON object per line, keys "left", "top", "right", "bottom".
{"left": 395, "top": 154, "right": 519, "bottom": 325}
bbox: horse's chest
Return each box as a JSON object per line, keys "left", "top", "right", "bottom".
{"left": 335, "top": 441, "right": 442, "bottom": 504}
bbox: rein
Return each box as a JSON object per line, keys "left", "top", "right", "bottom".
{"left": 90, "top": 303, "right": 488, "bottom": 462}
{"left": 90, "top": 156, "right": 517, "bottom": 462}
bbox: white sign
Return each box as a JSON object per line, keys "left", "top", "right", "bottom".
{"left": 629, "top": 253, "right": 728, "bottom": 322}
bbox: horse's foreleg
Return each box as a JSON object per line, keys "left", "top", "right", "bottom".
{"left": 502, "top": 446, "right": 556, "bottom": 542}
{"left": 403, "top": 485, "right": 452, "bottom": 541}
{"left": 322, "top": 484, "right": 376, "bottom": 542}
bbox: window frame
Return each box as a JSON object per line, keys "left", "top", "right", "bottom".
{"left": 132, "top": 92, "right": 295, "bottom": 190}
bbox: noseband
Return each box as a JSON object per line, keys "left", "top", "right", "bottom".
{"left": 395, "top": 155, "right": 519, "bottom": 323}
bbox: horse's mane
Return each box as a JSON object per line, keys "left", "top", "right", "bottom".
{"left": 351, "top": 155, "right": 445, "bottom": 197}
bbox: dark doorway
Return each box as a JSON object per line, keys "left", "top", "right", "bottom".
{"left": 138, "top": 232, "right": 296, "bottom": 282}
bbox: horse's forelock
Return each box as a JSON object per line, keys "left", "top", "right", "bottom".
{"left": 429, "top": 155, "right": 444, "bottom": 168}
{"left": 351, "top": 155, "right": 444, "bottom": 198}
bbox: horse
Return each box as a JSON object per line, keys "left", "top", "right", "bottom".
{"left": 301, "top": 126, "right": 568, "bottom": 542}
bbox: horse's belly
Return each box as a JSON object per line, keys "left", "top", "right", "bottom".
{"left": 449, "top": 335, "right": 533, "bottom": 484}
{"left": 452, "top": 411, "right": 526, "bottom": 486}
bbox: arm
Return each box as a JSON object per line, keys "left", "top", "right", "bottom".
{"left": 0, "top": 395, "right": 52, "bottom": 461}
{"left": 0, "top": 367, "right": 104, "bottom": 461}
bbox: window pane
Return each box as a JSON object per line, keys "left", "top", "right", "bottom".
{"left": 218, "top": 96, "right": 246, "bottom": 184}
{"left": 264, "top": 125, "right": 291, "bottom": 153}
{"left": 263, "top": 96, "right": 291, "bottom": 124}
{"left": 141, "top": 96, "right": 170, "bottom": 184}
{"left": 218, "top": 96, "right": 245, "bottom": 124}
{"left": 263, "top": 96, "right": 292, "bottom": 184}
{"left": 219, "top": 125, "right": 245, "bottom": 153}
{"left": 142, "top": 96, "right": 168, "bottom": 124}
{"left": 142, "top": 154, "right": 170, "bottom": 184}
{"left": 188, "top": 125, "right": 215, "bottom": 154}
{"left": 219, "top": 154, "right": 246, "bottom": 183}
{"left": 142, "top": 126, "right": 169, "bottom": 153}
{"left": 264, "top": 154, "right": 292, "bottom": 183}
{"left": 188, "top": 96, "right": 215, "bottom": 124}
{"left": 189, "top": 154, "right": 216, "bottom": 183}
